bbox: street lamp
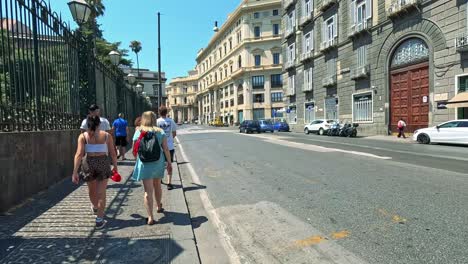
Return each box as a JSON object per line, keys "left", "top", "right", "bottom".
{"left": 127, "top": 73, "right": 136, "bottom": 85}
{"left": 68, "top": 0, "right": 91, "bottom": 25}
{"left": 109, "top": 50, "right": 121, "bottom": 66}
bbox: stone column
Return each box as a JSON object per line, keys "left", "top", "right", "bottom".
{"left": 264, "top": 74, "right": 272, "bottom": 119}
{"left": 244, "top": 79, "right": 253, "bottom": 120}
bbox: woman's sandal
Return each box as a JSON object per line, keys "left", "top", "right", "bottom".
{"left": 145, "top": 218, "right": 156, "bottom": 225}
{"left": 157, "top": 204, "right": 164, "bottom": 213}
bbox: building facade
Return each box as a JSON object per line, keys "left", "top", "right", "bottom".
{"left": 122, "top": 68, "right": 167, "bottom": 107}
{"left": 196, "top": 0, "right": 285, "bottom": 125}
{"left": 283, "top": 0, "right": 468, "bottom": 135}
{"left": 167, "top": 70, "right": 199, "bottom": 123}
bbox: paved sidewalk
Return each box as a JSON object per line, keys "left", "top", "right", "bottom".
{"left": 0, "top": 152, "right": 199, "bottom": 264}
{"left": 364, "top": 135, "right": 414, "bottom": 143}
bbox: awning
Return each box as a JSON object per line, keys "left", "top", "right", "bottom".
{"left": 446, "top": 92, "right": 468, "bottom": 108}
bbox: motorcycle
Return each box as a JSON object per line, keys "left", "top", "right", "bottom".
{"left": 339, "top": 123, "right": 359, "bottom": 137}
{"left": 327, "top": 122, "right": 342, "bottom": 136}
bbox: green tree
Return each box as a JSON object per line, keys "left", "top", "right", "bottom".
{"left": 129, "top": 40, "right": 142, "bottom": 73}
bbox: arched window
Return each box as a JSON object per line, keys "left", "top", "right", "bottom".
{"left": 391, "top": 38, "right": 429, "bottom": 68}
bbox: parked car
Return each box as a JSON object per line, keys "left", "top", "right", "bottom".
{"left": 273, "top": 121, "right": 290, "bottom": 132}
{"left": 259, "top": 119, "right": 274, "bottom": 133}
{"left": 413, "top": 120, "right": 468, "bottom": 145}
{"left": 304, "top": 119, "right": 335, "bottom": 135}
{"left": 213, "top": 117, "right": 224, "bottom": 127}
{"left": 239, "top": 120, "right": 261, "bottom": 133}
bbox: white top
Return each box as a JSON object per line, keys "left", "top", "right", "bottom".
{"left": 83, "top": 132, "right": 108, "bottom": 153}
{"left": 80, "top": 117, "right": 111, "bottom": 131}
{"left": 157, "top": 117, "right": 177, "bottom": 150}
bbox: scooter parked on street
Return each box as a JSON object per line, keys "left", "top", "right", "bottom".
{"left": 339, "top": 123, "right": 359, "bottom": 137}
{"left": 327, "top": 122, "right": 342, "bottom": 136}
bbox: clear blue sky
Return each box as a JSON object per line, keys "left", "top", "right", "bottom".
{"left": 53, "top": 0, "right": 240, "bottom": 81}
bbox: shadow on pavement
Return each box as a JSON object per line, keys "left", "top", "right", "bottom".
{"left": 183, "top": 183, "right": 207, "bottom": 192}
{"left": 191, "top": 216, "right": 209, "bottom": 229}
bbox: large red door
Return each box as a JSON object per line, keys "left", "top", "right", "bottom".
{"left": 390, "top": 62, "right": 429, "bottom": 133}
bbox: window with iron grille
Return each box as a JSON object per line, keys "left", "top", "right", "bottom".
{"left": 353, "top": 93, "right": 373, "bottom": 122}
{"left": 252, "top": 76, "right": 265, "bottom": 89}
{"left": 271, "top": 74, "right": 282, "bottom": 88}
{"left": 271, "top": 92, "right": 283, "bottom": 102}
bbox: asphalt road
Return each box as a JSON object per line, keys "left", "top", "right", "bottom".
{"left": 176, "top": 126, "right": 468, "bottom": 264}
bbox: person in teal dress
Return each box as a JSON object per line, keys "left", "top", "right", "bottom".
{"left": 132, "top": 111, "right": 172, "bottom": 225}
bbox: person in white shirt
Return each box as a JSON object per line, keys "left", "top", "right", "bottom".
{"left": 156, "top": 106, "right": 177, "bottom": 190}
{"left": 80, "top": 104, "right": 111, "bottom": 133}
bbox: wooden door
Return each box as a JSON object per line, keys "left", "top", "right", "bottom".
{"left": 390, "top": 62, "right": 429, "bottom": 133}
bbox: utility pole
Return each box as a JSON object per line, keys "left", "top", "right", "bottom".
{"left": 157, "top": 12, "right": 162, "bottom": 110}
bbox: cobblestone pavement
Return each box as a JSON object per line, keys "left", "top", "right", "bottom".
{"left": 0, "top": 151, "right": 198, "bottom": 264}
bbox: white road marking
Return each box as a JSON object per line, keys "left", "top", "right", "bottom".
{"left": 242, "top": 133, "right": 392, "bottom": 160}
{"left": 176, "top": 137, "right": 242, "bottom": 264}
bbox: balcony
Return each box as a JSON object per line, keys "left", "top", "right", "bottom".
{"left": 348, "top": 19, "right": 372, "bottom": 38}
{"left": 320, "top": 37, "right": 338, "bottom": 52}
{"left": 455, "top": 34, "right": 468, "bottom": 52}
{"left": 284, "top": 0, "right": 295, "bottom": 9}
{"left": 300, "top": 50, "right": 314, "bottom": 62}
{"left": 285, "top": 26, "right": 296, "bottom": 38}
{"left": 302, "top": 83, "right": 313, "bottom": 92}
{"left": 350, "top": 65, "right": 370, "bottom": 80}
{"left": 387, "top": 0, "right": 420, "bottom": 18}
{"left": 299, "top": 13, "right": 313, "bottom": 26}
{"left": 285, "top": 60, "right": 296, "bottom": 70}
{"left": 322, "top": 74, "right": 337, "bottom": 87}
{"left": 320, "top": 0, "right": 337, "bottom": 12}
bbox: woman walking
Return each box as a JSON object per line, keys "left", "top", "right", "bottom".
{"left": 72, "top": 116, "right": 118, "bottom": 229}
{"left": 133, "top": 111, "right": 172, "bottom": 225}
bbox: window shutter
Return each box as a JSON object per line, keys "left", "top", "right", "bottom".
{"left": 366, "top": 0, "right": 372, "bottom": 20}
{"left": 333, "top": 14, "right": 338, "bottom": 39}
{"left": 350, "top": 0, "right": 355, "bottom": 31}
{"left": 311, "top": 29, "right": 314, "bottom": 50}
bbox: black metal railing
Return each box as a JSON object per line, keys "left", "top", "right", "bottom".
{"left": 0, "top": 0, "right": 150, "bottom": 132}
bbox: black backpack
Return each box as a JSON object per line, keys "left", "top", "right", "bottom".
{"left": 138, "top": 131, "right": 161, "bottom": 163}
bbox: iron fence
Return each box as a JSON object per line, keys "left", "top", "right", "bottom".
{"left": 0, "top": 0, "right": 150, "bottom": 132}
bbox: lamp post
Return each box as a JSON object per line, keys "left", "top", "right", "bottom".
{"left": 68, "top": 0, "right": 96, "bottom": 115}
{"left": 127, "top": 73, "right": 136, "bottom": 119}
{"left": 109, "top": 50, "right": 121, "bottom": 66}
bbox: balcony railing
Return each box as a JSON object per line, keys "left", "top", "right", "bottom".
{"left": 320, "top": 37, "right": 338, "bottom": 52}
{"left": 320, "top": 0, "right": 337, "bottom": 12}
{"left": 455, "top": 34, "right": 468, "bottom": 52}
{"left": 349, "top": 19, "right": 372, "bottom": 38}
{"left": 285, "top": 26, "right": 296, "bottom": 38}
{"left": 387, "top": 0, "right": 420, "bottom": 18}
{"left": 350, "top": 65, "right": 370, "bottom": 80}
{"left": 322, "top": 74, "right": 337, "bottom": 87}
{"left": 284, "top": 0, "right": 295, "bottom": 9}
{"left": 299, "top": 13, "right": 313, "bottom": 26}
{"left": 285, "top": 60, "right": 296, "bottom": 70}
{"left": 300, "top": 50, "right": 314, "bottom": 62}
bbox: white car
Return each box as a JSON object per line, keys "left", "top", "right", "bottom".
{"left": 413, "top": 120, "right": 468, "bottom": 145}
{"left": 304, "top": 119, "right": 335, "bottom": 135}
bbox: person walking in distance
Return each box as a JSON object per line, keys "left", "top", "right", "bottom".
{"left": 132, "top": 111, "right": 172, "bottom": 225}
{"left": 72, "top": 116, "right": 118, "bottom": 229}
{"left": 397, "top": 118, "right": 407, "bottom": 139}
{"left": 113, "top": 113, "right": 130, "bottom": 160}
{"left": 157, "top": 106, "right": 177, "bottom": 190}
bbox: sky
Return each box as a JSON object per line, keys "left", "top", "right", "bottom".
{"left": 53, "top": 0, "right": 240, "bottom": 82}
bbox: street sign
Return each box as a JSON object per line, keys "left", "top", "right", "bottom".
{"left": 307, "top": 105, "right": 313, "bottom": 112}
{"left": 286, "top": 109, "right": 291, "bottom": 114}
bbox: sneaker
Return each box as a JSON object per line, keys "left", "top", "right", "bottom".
{"left": 91, "top": 206, "right": 98, "bottom": 215}
{"left": 167, "top": 184, "right": 174, "bottom": 190}
{"left": 95, "top": 219, "right": 107, "bottom": 229}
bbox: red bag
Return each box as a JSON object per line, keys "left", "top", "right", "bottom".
{"left": 132, "top": 131, "right": 147, "bottom": 157}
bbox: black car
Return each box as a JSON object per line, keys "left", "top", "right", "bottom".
{"left": 239, "top": 120, "right": 261, "bottom": 133}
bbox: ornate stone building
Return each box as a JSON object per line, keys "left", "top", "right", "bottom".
{"left": 283, "top": 0, "right": 468, "bottom": 134}
{"left": 166, "top": 70, "right": 199, "bottom": 123}
{"left": 196, "top": 0, "right": 285, "bottom": 125}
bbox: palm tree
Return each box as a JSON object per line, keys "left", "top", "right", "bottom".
{"left": 129, "top": 41, "right": 142, "bottom": 75}
{"left": 86, "top": 0, "right": 105, "bottom": 18}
